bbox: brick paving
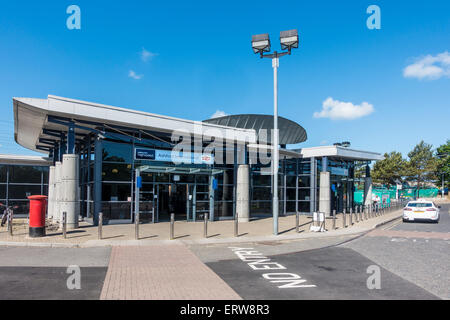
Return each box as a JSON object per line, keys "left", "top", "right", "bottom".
{"left": 367, "top": 229, "right": 450, "bottom": 240}
{"left": 100, "top": 244, "right": 242, "bottom": 300}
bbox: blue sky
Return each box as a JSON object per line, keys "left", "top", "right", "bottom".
{"left": 0, "top": 0, "right": 449, "bottom": 157}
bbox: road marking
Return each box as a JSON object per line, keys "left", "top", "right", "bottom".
{"left": 229, "top": 247, "right": 316, "bottom": 289}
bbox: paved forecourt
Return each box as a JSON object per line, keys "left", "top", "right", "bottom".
{"left": 100, "top": 243, "right": 242, "bottom": 300}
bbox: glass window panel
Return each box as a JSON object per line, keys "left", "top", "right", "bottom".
{"left": 101, "top": 202, "right": 131, "bottom": 220}
{"left": 9, "top": 185, "right": 42, "bottom": 199}
{"left": 0, "top": 166, "right": 6, "bottom": 182}
{"left": 299, "top": 189, "right": 310, "bottom": 201}
{"left": 298, "top": 176, "right": 310, "bottom": 188}
{"left": 298, "top": 201, "right": 310, "bottom": 213}
{"left": 102, "top": 141, "right": 132, "bottom": 163}
{"left": 102, "top": 163, "right": 132, "bottom": 182}
{"left": 196, "top": 185, "right": 209, "bottom": 193}
{"left": 252, "top": 173, "right": 271, "bottom": 187}
{"left": 216, "top": 184, "right": 233, "bottom": 201}
{"left": 286, "top": 188, "right": 296, "bottom": 201}
{"left": 215, "top": 201, "right": 233, "bottom": 218}
{"left": 196, "top": 175, "right": 209, "bottom": 184}
{"left": 102, "top": 183, "right": 132, "bottom": 201}
{"left": 155, "top": 173, "right": 170, "bottom": 183}
{"left": 286, "top": 176, "right": 296, "bottom": 187}
{"left": 8, "top": 200, "right": 30, "bottom": 215}
{"left": 0, "top": 184, "right": 6, "bottom": 199}
{"left": 286, "top": 201, "right": 296, "bottom": 213}
{"left": 250, "top": 201, "right": 272, "bottom": 214}
{"left": 252, "top": 187, "right": 271, "bottom": 201}
{"left": 9, "top": 166, "right": 42, "bottom": 183}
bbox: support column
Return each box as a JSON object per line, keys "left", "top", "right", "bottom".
{"left": 209, "top": 175, "right": 215, "bottom": 221}
{"left": 93, "top": 137, "right": 103, "bottom": 226}
{"left": 364, "top": 165, "right": 373, "bottom": 207}
{"left": 319, "top": 171, "right": 331, "bottom": 216}
{"left": 47, "top": 166, "right": 55, "bottom": 219}
{"left": 364, "top": 177, "right": 373, "bottom": 208}
{"left": 60, "top": 154, "right": 80, "bottom": 230}
{"left": 310, "top": 157, "right": 316, "bottom": 213}
{"left": 236, "top": 164, "right": 250, "bottom": 222}
{"left": 53, "top": 161, "right": 62, "bottom": 223}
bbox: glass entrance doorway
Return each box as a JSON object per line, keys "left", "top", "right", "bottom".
{"left": 156, "top": 183, "right": 194, "bottom": 221}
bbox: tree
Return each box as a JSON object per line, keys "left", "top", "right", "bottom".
{"left": 372, "top": 151, "right": 407, "bottom": 189}
{"left": 405, "top": 141, "right": 438, "bottom": 197}
{"left": 435, "top": 140, "right": 450, "bottom": 189}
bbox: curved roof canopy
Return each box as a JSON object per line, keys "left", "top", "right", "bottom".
{"left": 203, "top": 114, "right": 307, "bottom": 145}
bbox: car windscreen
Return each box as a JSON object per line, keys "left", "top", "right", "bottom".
{"left": 408, "top": 203, "right": 432, "bottom": 207}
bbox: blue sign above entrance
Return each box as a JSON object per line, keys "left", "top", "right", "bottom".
{"left": 135, "top": 148, "right": 156, "bottom": 160}
{"left": 134, "top": 147, "right": 214, "bottom": 165}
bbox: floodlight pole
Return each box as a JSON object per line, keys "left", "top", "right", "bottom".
{"left": 259, "top": 50, "right": 290, "bottom": 235}
{"left": 272, "top": 54, "right": 279, "bottom": 236}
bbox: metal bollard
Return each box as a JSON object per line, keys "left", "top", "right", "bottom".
{"left": 204, "top": 213, "right": 208, "bottom": 238}
{"left": 332, "top": 210, "right": 336, "bottom": 230}
{"left": 7, "top": 210, "right": 13, "bottom": 237}
{"left": 349, "top": 208, "right": 353, "bottom": 225}
{"left": 98, "top": 212, "right": 103, "bottom": 240}
{"left": 234, "top": 213, "right": 238, "bottom": 237}
{"left": 295, "top": 211, "right": 299, "bottom": 233}
{"left": 343, "top": 209, "right": 347, "bottom": 228}
{"left": 62, "top": 211, "right": 67, "bottom": 239}
{"left": 170, "top": 213, "right": 174, "bottom": 240}
{"left": 135, "top": 211, "right": 139, "bottom": 240}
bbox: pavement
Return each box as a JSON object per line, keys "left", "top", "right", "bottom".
{"left": 0, "top": 204, "right": 405, "bottom": 247}
{"left": 0, "top": 202, "right": 447, "bottom": 300}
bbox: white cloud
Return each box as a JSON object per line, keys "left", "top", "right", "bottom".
{"left": 210, "top": 110, "right": 228, "bottom": 119}
{"left": 320, "top": 140, "right": 328, "bottom": 145}
{"left": 403, "top": 51, "right": 450, "bottom": 80}
{"left": 313, "top": 97, "right": 374, "bottom": 120}
{"left": 128, "top": 70, "right": 143, "bottom": 80}
{"left": 141, "top": 48, "right": 158, "bottom": 62}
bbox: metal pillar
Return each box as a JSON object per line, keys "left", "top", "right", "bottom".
{"left": 93, "top": 136, "right": 102, "bottom": 225}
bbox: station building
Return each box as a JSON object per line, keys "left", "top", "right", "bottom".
{"left": 12, "top": 95, "right": 382, "bottom": 228}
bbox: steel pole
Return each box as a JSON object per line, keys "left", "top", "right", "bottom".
{"left": 272, "top": 56, "right": 279, "bottom": 236}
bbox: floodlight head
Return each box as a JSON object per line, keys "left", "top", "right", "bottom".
{"left": 280, "top": 29, "right": 299, "bottom": 51}
{"left": 251, "top": 33, "right": 271, "bottom": 54}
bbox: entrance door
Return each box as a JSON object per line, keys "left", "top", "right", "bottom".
{"left": 156, "top": 183, "right": 194, "bottom": 221}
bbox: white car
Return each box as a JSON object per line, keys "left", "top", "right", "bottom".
{"left": 403, "top": 200, "right": 440, "bottom": 223}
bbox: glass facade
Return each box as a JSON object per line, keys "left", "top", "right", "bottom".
{"left": 0, "top": 164, "right": 49, "bottom": 215}
{"left": 76, "top": 134, "right": 359, "bottom": 223}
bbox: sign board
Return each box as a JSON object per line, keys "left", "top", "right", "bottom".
{"left": 136, "top": 176, "right": 142, "bottom": 188}
{"left": 135, "top": 147, "right": 214, "bottom": 165}
{"left": 212, "top": 178, "right": 218, "bottom": 190}
{"left": 331, "top": 167, "right": 349, "bottom": 176}
{"left": 173, "top": 175, "right": 180, "bottom": 182}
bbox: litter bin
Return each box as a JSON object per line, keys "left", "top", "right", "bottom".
{"left": 28, "top": 195, "right": 48, "bottom": 238}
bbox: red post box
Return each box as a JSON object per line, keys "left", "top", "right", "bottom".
{"left": 28, "top": 195, "right": 48, "bottom": 237}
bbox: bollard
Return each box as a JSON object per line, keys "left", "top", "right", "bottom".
{"left": 7, "top": 209, "right": 13, "bottom": 237}
{"left": 343, "top": 209, "right": 347, "bottom": 228}
{"left": 349, "top": 208, "right": 353, "bottom": 225}
{"left": 62, "top": 211, "right": 67, "bottom": 239}
{"left": 135, "top": 211, "right": 139, "bottom": 240}
{"left": 204, "top": 213, "right": 208, "bottom": 238}
{"left": 295, "top": 211, "right": 299, "bottom": 233}
{"left": 234, "top": 213, "right": 238, "bottom": 237}
{"left": 170, "top": 213, "right": 174, "bottom": 240}
{"left": 98, "top": 212, "right": 103, "bottom": 240}
{"left": 332, "top": 210, "right": 336, "bottom": 230}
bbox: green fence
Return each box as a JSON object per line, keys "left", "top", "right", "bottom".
{"left": 354, "top": 187, "right": 439, "bottom": 203}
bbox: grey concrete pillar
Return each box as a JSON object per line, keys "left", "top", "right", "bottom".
{"left": 236, "top": 164, "right": 250, "bottom": 222}
{"left": 319, "top": 171, "right": 331, "bottom": 217}
{"left": 47, "top": 166, "right": 55, "bottom": 219}
{"left": 364, "top": 177, "right": 373, "bottom": 208}
{"left": 60, "top": 154, "right": 80, "bottom": 230}
{"left": 53, "top": 161, "right": 62, "bottom": 223}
